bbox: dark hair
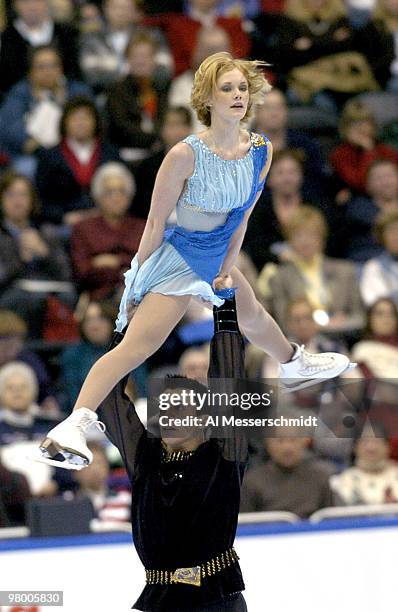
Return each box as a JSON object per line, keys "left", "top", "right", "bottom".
{"left": 28, "top": 44, "right": 63, "bottom": 71}
{"left": 363, "top": 297, "right": 398, "bottom": 339}
{"left": 59, "top": 96, "right": 101, "bottom": 138}
{"left": 160, "top": 375, "right": 209, "bottom": 410}
{"left": 0, "top": 171, "right": 41, "bottom": 220}
{"left": 163, "top": 106, "right": 193, "bottom": 128}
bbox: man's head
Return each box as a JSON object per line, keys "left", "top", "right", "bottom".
{"left": 158, "top": 376, "right": 209, "bottom": 451}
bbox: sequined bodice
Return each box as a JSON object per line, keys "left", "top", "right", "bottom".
{"left": 176, "top": 133, "right": 255, "bottom": 232}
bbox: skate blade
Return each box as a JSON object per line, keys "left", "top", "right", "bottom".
{"left": 28, "top": 438, "right": 90, "bottom": 471}
{"left": 281, "top": 362, "right": 357, "bottom": 395}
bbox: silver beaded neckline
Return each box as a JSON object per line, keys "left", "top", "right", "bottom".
{"left": 194, "top": 132, "right": 254, "bottom": 163}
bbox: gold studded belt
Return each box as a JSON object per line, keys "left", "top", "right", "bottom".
{"left": 145, "top": 548, "right": 239, "bottom": 587}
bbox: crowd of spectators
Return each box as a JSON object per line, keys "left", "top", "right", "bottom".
{"left": 0, "top": 0, "right": 398, "bottom": 531}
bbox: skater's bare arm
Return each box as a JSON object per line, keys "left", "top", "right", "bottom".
{"left": 137, "top": 143, "right": 194, "bottom": 266}
{"left": 218, "top": 142, "right": 273, "bottom": 276}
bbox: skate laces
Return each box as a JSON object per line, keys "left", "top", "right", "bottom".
{"left": 76, "top": 412, "right": 106, "bottom": 434}
{"left": 299, "top": 346, "right": 335, "bottom": 374}
{"left": 84, "top": 420, "right": 106, "bottom": 433}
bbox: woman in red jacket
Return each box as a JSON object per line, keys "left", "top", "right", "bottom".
{"left": 329, "top": 99, "right": 398, "bottom": 200}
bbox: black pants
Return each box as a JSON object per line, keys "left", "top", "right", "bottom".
{"left": 146, "top": 593, "right": 247, "bottom": 612}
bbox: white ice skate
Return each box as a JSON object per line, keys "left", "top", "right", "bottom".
{"left": 279, "top": 343, "right": 356, "bottom": 394}
{"left": 29, "top": 407, "right": 106, "bottom": 470}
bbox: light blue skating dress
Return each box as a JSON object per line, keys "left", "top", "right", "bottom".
{"left": 115, "top": 131, "right": 269, "bottom": 332}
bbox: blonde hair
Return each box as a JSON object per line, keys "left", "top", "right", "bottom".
{"left": 286, "top": 0, "right": 346, "bottom": 22}
{"left": 373, "top": 0, "right": 398, "bottom": 32}
{"left": 283, "top": 206, "right": 328, "bottom": 241}
{"left": 191, "top": 52, "right": 272, "bottom": 128}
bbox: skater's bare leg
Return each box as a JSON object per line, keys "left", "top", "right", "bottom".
{"left": 73, "top": 292, "right": 191, "bottom": 412}
{"left": 229, "top": 266, "right": 293, "bottom": 363}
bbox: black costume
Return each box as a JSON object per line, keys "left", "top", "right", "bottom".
{"left": 98, "top": 296, "right": 249, "bottom": 611}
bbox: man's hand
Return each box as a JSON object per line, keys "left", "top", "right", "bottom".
{"left": 212, "top": 273, "right": 233, "bottom": 291}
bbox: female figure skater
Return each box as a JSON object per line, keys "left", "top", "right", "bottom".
{"left": 34, "top": 52, "right": 352, "bottom": 470}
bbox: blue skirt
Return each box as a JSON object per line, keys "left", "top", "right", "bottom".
{"left": 115, "top": 241, "right": 225, "bottom": 332}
